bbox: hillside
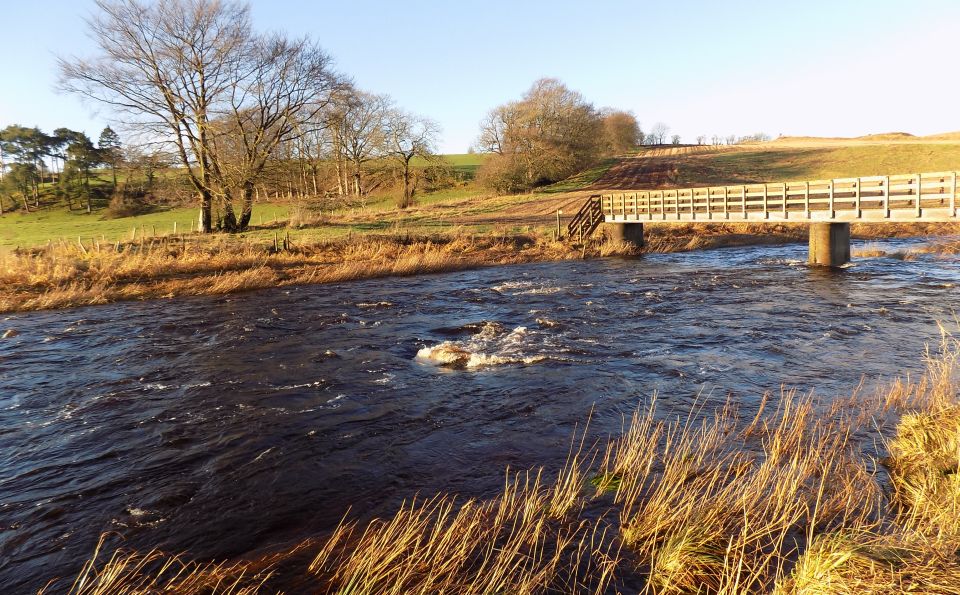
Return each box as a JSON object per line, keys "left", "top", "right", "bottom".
{"left": 448, "top": 138, "right": 960, "bottom": 226}
{"left": 3, "top": 139, "right": 959, "bottom": 251}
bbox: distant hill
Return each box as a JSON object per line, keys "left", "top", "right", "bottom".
{"left": 771, "top": 131, "right": 960, "bottom": 144}
{"left": 923, "top": 131, "right": 960, "bottom": 140}
{"left": 856, "top": 132, "right": 915, "bottom": 141}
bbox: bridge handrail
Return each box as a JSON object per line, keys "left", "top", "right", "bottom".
{"left": 597, "top": 170, "right": 959, "bottom": 221}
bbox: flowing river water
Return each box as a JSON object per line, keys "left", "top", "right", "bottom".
{"left": 2, "top": 238, "right": 960, "bottom": 592}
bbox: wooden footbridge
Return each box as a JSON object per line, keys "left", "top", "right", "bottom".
{"left": 569, "top": 170, "right": 960, "bottom": 265}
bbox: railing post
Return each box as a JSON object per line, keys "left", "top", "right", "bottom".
{"left": 782, "top": 183, "right": 787, "bottom": 218}
{"left": 741, "top": 185, "right": 747, "bottom": 218}
{"left": 854, "top": 178, "right": 861, "bottom": 218}
{"left": 883, "top": 176, "right": 890, "bottom": 218}
{"left": 763, "top": 184, "right": 769, "bottom": 219}
{"left": 723, "top": 186, "right": 729, "bottom": 219}
{"left": 804, "top": 181, "right": 810, "bottom": 219}
{"left": 951, "top": 172, "right": 957, "bottom": 217}
{"left": 915, "top": 173, "right": 922, "bottom": 218}
{"left": 828, "top": 181, "right": 835, "bottom": 219}
{"left": 706, "top": 187, "right": 712, "bottom": 219}
{"left": 689, "top": 189, "right": 694, "bottom": 220}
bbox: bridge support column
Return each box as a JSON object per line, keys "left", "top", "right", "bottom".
{"left": 608, "top": 223, "right": 644, "bottom": 247}
{"left": 808, "top": 223, "right": 850, "bottom": 266}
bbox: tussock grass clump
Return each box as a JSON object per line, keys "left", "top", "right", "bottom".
{"left": 38, "top": 335, "right": 960, "bottom": 594}
{"left": 308, "top": 468, "right": 617, "bottom": 594}
{"left": 776, "top": 531, "right": 960, "bottom": 594}
{"left": 38, "top": 534, "right": 282, "bottom": 595}
{"left": 886, "top": 405, "right": 960, "bottom": 537}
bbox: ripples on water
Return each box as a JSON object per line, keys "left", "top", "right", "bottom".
{"left": 1, "top": 238, "right": 959, "bottom": 592}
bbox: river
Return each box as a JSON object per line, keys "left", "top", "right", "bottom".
{"left": 1, "top": 238, "right": 959, "bottom": 592}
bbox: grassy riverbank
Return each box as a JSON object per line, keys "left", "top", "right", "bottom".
{"left": 3, "top": 222, "right": 960, "bottom": 314}
{"left": 41, "top": 335, "right": 960, "bottom": 593}
{"left": 4, "top": 137, "right": 960, "bottom": 314}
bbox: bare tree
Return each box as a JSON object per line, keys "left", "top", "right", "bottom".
{"left": 384, "top": 110, "right": 439, "bottom": 208}
{"left": 59, "top": 0, "right": 341, "bottom": 232}
{"left": 696, "top": 135, "right": 707, "bottom": 145}
{"left": 671, "top": 134, "right": 681, "bottom": 145}
{"left": 333, "top": 90, "right": 391, "bottom": 196}
{"left": 650, "top": 122, "right": 670, "bottom": 145}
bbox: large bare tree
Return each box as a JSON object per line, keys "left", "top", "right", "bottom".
{"left": 59, "top": 0, "right": 340, "bottom": 232}
{"left": 384, "top": 110, "right": 439, "bottom": 208}
{"left": 326, "top": 89, "right": 391, "bottom": 197}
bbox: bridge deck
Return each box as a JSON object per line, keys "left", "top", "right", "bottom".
{"left": 599, "top": 171, "right": 959, "bottom": 224}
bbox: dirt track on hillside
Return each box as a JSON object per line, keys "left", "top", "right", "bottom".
{"left": 450, "top": 145, "right": 735, "bottom": 227}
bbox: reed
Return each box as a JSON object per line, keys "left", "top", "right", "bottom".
{"left": 38, "top": 331, "right": 960, "bottom": 594}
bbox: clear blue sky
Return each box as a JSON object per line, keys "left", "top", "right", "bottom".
{"left": 2, "top": 0, "right": 958, "bottom": 153}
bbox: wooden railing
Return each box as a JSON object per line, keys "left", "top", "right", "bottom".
{"left": 567, "top": 194, "right": 603, "bottom": 241}
{"left": 599, "top": 171, "right": 960, "bottom": 223}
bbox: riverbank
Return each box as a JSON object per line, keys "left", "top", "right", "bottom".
{"left": 2, "top": 222, "right": 959, "bottom": 314}
{"left": 42, "top": 335, "right": 960, "bottom": 593}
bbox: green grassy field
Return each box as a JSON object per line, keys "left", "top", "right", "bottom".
{"left": 538, "top": 157, "right": 619, "bottom": 193}
{"left": 413, "top": 153, "right": 487, "bottom": 179}
{"left": 674, "top": 143, "right": 960, "bottom": 186}
{"left": 0, "top": 153, "right": 492, "bottom": 251}
{"left": 5, "top": 142, "right": 959, "bottom": 251}
{"left": 0, "top": 203, "right": 293, "bottom": 250}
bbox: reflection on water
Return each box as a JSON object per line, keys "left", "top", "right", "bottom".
{"left": 1, "top": 237, "right": 958, "bottom": 592}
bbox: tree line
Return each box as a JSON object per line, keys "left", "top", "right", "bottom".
{"left": 0, "top": 125, "right": 121, "bottom": 214}
{"left": 3, "top": 0, "right": 778, "bottom": 229}
{"left": 47, "top": 0, "right": 441, "bottom": 232}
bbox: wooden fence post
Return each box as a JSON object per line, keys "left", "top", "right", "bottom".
{"left": 883, "top": 176, "right": 890, "bottom": 218}
{"left": 854, "top": 179, "right": 861, "bottom": 218}
{"left": 915, "top": 174, "right": 922, "bottom": 217}
{"left": 951, "top": 172, "right": 957, "bottom": 216}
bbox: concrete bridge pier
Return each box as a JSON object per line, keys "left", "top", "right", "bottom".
{"left": 608, "top": 223, "right": 644, "bottom": 247}
{"left": 808, "top": 223, "right": 850, "bottom": 266}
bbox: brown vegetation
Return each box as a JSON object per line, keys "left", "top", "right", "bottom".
{"left": 40, "top": 334, "right": 960, "bottom": 594}
{"left": 0, "top": 231, "right": 639, "bottom": 313}
{"left": 4, "top": 220, "right": 959, "bottom": 314}
{"left": 476, "top": 78, "right": 639, "bottom": 193}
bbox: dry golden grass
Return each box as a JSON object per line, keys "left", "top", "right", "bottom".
{"left": 3, "top": 218, "right": 958, "bottom": 314}
{"left": 41, "top": 333, "right": 960, "bottom": 594}
{"left": 0, "top": 231, "right": 641, "bottom": 313}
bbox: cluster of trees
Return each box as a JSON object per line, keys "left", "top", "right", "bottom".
{"left": 56, "top": 0, "right": 438, "bottom": 232}
{"left": 694, "top": 132, "right": 772, "bottom": 146}
{"left": 475, "top": 79, "right": 640, "bottom": 193}
{"left": 0, "top": 125, "right": 122, "bottom": 214}
{"left": 286, "top": 89, "right": 441, "bottom": 210}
